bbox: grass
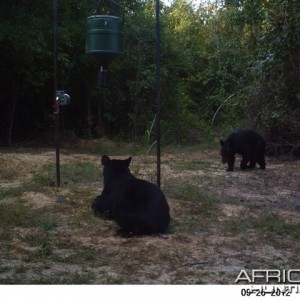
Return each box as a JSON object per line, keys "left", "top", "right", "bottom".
{"left": 165, "top": 182, "right": 219, "bottom": 235}
{"left": 220, "top": 209, "right": 300, "bottom": 250}
{"left": 172, "top": 160, "right": 213, "bottom": 171}
{"left": 0, "top": 169, "right": 18, "bottom": 180}
{"left": 167, "top": 183, "right": 216, "bottom": 217}
{"left": 0, "top": 145, "right": 299, "bottom": 284}
{"left": 74, "top": 138, "right": 143, "bottom": 156}
{"left": 166, "top": 179, "right": 300, "bottom": 251}
{"left": 252, "top": 211, "right": 300, "bottom": 239}
{"left": 38, "top": 161, "right": 101, "bottom": 187}
{"left": 0, "top": 202, "right": 42, "bottom": 228}
{"left": 39, "top": 219, "right": 57, "bottom": 232}
{"left": 58, "top": 162, "right": 100, "bottom": 184}
{"left": 0, "top": 272, "right": 96, "bottom": 284}
{"left": 0, "top": 175, "right": 54, "bottom": 200}
{"left": 0, "top": 161, "right": 100, "bottom": 200}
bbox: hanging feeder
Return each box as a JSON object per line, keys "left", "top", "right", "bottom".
{"left": 86, "top": 15, "right": 123, "bottom": 62}
{"left": 85, "top": 0, "right": 124, "bottom": 86}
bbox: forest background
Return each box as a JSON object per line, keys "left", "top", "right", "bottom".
{"left": 0, "top": 0, "right": 299, "bottom": 152}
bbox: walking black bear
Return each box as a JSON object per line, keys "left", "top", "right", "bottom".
{"left": 220, "top": 129, "right": 266, "bottom": 171}
{"left": 92, "top": 155, "right": 170, "bottom": 236}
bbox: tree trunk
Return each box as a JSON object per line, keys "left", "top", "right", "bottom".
{"left": 7, "top": 76, "right": 20, "bottom": 146}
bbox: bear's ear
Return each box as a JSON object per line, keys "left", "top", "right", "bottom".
{"left": 125, "top": 157, "right": 132, "bottom": 167}
{"left": 101, "top": 155, "right": 111, "bottom": 166}
{"left": 220, "top": 139, "right": 225, "bottom": 146}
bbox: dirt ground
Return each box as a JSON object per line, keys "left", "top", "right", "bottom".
{"left": 0, "top": 145, "right": 299, "bottom": 284}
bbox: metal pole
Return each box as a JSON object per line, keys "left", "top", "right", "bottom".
{"left": 155, "top": 0, "right": 161, "bottom": 188}
{"left": 54, "top": 0, "right": 60, "bottom": 187}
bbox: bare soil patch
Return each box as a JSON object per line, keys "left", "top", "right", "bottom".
{"left": 0, "top": 146, "right": 299, "bottom": 284}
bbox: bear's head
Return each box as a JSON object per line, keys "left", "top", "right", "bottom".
{"left": 101, "top": 155, "right": 132, "bottom": 186}
{"left": 220, "top": 140, "right": 234, "bottom": 163}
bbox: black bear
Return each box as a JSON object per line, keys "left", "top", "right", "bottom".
{"left": 220, "top": 129, "right": 266, "bottom": 171}
{"left": 92, "top": 155, "right": 170, "bottom": 236}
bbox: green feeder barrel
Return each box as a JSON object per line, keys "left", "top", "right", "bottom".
{"left": 85, "top": 15, "right": 124, "bottom": 63}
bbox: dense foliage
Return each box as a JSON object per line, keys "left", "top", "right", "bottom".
{"left": 0, "top": 0, "right": 299, "bottom": 150}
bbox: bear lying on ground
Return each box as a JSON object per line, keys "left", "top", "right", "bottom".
{"left": 220, "top": 129, "right": 266, "bottom": 171}
{"left": 92, "top": 155, "right": 170, "bottom": 236}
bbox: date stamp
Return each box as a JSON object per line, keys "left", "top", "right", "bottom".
{"left": 241, "top": 285, "right": 300, "bottom": 297}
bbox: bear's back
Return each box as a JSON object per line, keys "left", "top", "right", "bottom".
{"left": 229, "top": 129, "right": 265, "bottom": 151}
{"left": 100, "top": 155, "right": 170, "bottom": 235}
{"left": 126, "top": 178, "right": 169, "bottom": 207}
